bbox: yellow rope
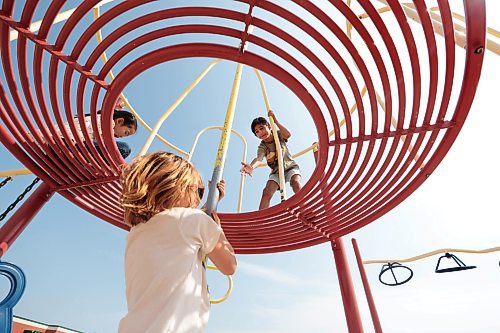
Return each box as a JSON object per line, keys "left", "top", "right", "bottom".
{"left": 93, "top": 7, "right": 189, "bottom": 156}
{"left": 138, "top": 59, "right": 221, "bottom": 156}
{"left": 446, "top": 11, "right": 500, "bottom": 38}
{"left": 0, "top": 168, "right": 32, "bottom": 177}
{"left": 346, "top": 0, "right": 353, "bottom": 40}
{"left": 374, "top": 91, "right": 425, "bottom": 169}
{"left": 345, "top": 1, "right": 427, "bottom": 168}
{"left": 369, "top": 0, "right": 500, "bottom": 55}
{"left": 363, "top": 246, "right": 500, "bottom": 265}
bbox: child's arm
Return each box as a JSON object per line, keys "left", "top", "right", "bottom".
{"left": 240, "top": 154, "right": 264, "bottom": 177}
{"left": 115, "top": 96, "right": 126, "bottom": 109}
{"left": 269, "top": 110, "right": 291, "bottom": 140}
{"left": 207, "top": 232, "right": 237, "bottom": 275}
{"left": 201, "top": 180, "right": 225, "bottom": 212}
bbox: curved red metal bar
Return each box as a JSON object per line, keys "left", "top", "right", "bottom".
{"left": 0, "top": 0, "right": 486, "bottom": 254}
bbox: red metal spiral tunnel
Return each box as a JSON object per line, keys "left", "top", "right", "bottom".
{"left": 0, "top": 0, "right": 486, "bottom": 256}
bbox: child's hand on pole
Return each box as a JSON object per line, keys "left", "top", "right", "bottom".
{"left": 268, "top": 110, "right": 277, "bottom": 123}
{"left": 216, "top": 179, "right": 225, "bottom": 201}
{"left": 208, "top": 179, "right": 226, "bottom": 201}
{"left": 240, "top": 162, "right": 253, "bottom": 176}
{"left": 115, "top": 96, "right": 126, "bottom": 109}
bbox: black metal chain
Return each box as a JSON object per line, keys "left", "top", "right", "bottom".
{"left": 0, "top": 177, "right": 40, "bottom": 222}
{"left": 0, "top": 177, "right": 13, "bottom": 190}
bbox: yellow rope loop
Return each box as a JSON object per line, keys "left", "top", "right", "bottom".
{"left": 209, "top": 211, "right": 233, "bottom": 303}
{"left": 363, "top": 246, "right": 500, "bottom": 265}
{"left": 188, "top": 127, "right": 248, "bottom": 213}
{"left": 202, "top": 212, "right": 234, "bottom": 304}
{"left": 206, "top": 264, "right": 234, "bottom": 304}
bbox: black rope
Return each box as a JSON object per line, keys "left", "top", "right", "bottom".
{"left": 0, "top": 177, "right": 40, "bottom": 222}
{"left": 0, "top": 177, "right": 13, "bottom": 190}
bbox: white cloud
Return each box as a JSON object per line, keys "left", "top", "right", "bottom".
{"left": 237, "top": 260, "right": 309, "bottom": 287}
{"left": 237, "top": 259, "right": 338, "bottom": 292}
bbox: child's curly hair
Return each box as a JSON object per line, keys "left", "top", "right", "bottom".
{"left": 120, "top": 152, "right": 202, "bottom": 226}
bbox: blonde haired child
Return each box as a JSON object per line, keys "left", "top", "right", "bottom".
{"left": 118, "top": 152, "right": 236, "bottom": 333}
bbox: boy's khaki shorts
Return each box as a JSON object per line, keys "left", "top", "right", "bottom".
{"left": 269, "top": 166, "right": 301, "bottom": 186}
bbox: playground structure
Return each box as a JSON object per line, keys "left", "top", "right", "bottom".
{"left": 0, "top": 0, "right": 497, "bottom": 332}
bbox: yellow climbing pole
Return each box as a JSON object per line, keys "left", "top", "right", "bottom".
{"left": 254, "top": 69, "right": 287, "bottom": 202}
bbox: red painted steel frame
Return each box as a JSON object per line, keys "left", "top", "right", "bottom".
{"left": 332, "top": 238, "right": 364, "bottom": 333}
{"left": 0, "top": 0, "right": 487, "bottom": 255}
{"left": 352, "top": 238, "right": 383, "bottom": 333}
{"left": 0, "top": 182, "right": 53, "bottom": 257}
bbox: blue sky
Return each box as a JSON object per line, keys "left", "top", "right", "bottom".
{"left": 1, "top": 1, "right": 499, "bottom": 332}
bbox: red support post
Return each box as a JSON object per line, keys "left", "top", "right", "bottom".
{"left": 352, "top": 238, "right": 383, "bottom": 333}
{"left": 331, "top": 237, "right": 364, "bottom": 333}
{"left": 0, "top": 181, "right": 53, "bottom": 257}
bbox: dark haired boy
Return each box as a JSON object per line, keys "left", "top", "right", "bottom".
{"left": 57, "top": 97, "right": 138, "bottom": 159}
{"left": 240, "top": 111, "right": 302, "bottom": 209}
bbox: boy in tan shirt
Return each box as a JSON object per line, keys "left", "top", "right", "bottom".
{"left": 240, "top": 111, "right": 302, "bottom": 209}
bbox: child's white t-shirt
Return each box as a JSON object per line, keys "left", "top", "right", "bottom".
{"left": 118, "top": 207, "right": 222, "bottom": 333}
{"left": 56, "top": 114, "right": 103, "bottom": 141}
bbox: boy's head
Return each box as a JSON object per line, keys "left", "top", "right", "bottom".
{"left": 113, "top": 109, "right": 138, "bottom": 138}
{"left": 251, "top": 117, "right": 272, "bottom": 140}
{"left": 120, "top": 152, "right": 203, "bottom": 226}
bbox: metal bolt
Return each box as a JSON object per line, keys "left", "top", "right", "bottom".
{"left": 474, "top": 46, "right": 484, "bottom": 54}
